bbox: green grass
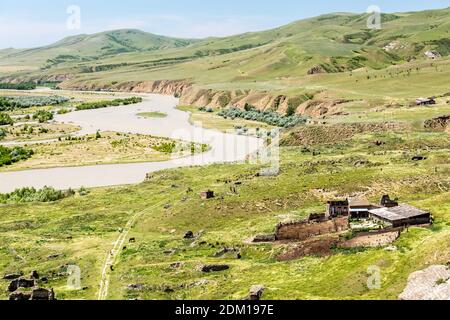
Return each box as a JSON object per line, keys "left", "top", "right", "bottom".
{"left": 0, "top": 7, "right": 450, "bottom": 301}
{"left": 137, "top": 112, "right": 167, "bottom": 118}
{"left": 0, "top": 127, "right": 448, "bottom": 300}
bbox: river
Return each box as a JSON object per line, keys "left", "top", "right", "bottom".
{"left": 0, "top": 92, "right": 263, "bottom": 193}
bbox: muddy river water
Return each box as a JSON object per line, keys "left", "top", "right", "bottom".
{"left": 0, "top": 92, "right": 263, "bottom": 193}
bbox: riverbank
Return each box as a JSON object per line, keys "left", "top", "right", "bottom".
{"left": 0, "top": 91, "right": 263, "bottom": 193}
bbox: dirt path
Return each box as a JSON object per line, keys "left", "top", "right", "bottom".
{"left": 97, "top": 190, "right": 186, "bottom": 300}
{"left": 97, "top": 209, "right": 146, "bottom": 300}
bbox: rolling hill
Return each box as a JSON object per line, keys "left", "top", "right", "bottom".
{"left": 1, "top": 8, "right": 450, "bottom": 115}
{"left": 0, "top": 29, "right": 199, "bottom": 69}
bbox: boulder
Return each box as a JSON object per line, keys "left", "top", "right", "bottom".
{"left": 31, "top": 287, "right": 56, "bottom": 300}
{"left": 184, "top": 231, "right": 195, "bottom": 239}
{"left": 213, "top": 247, "right": 237, "bottom": 257}
{"left": 8, "top": 278, "right": 35, "bottom": 292}
{"left": 3, "top": 273, "right": 22, "bottom": 280}
{"left": 251, "top": 234, "right": 276, "bottom": 243}
{"left": 9, "top": 290, "right": 32, "bottom": 301}
{"left": 30, "top": 270, "right": 39, "bottom": 279}
{"left": 249, "top": 285, "right": 266, "bottom": 301}
{"left": 169, "top": 262, "right": 184, "bottom": 269}
{"left": 399, "top": 265, "right": 450, "bottom": 300}
{"left": 198, "top": 264, "right": 230, "bottom": 273}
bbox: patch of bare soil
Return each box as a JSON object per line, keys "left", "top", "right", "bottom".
{"left": 276, "top": 236, "right": 340, "bottom": 261}
{"left": 340, "top": 230, "right": 401, "bottom": 249}
{"left": 399, "top": 265, "right": 450, "bottom": 300}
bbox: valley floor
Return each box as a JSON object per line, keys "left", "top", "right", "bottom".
{"left": 0, "top": 123, "right": 449, "bottom": 300}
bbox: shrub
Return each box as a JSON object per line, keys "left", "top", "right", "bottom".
{"left": 0, "top": 128, "right": 6, "bottom": 139}
{"left": 0, "top": 186, "right": 74, "bottom": 204}
{"left": 0, "top": 145, "right": 34, "bottom": 166}
{"left": 0, "top": 82, "right": 36, "bottom": 90}
{"left": 153, "top": 142, "right": 177, "bottom": 153}
{"left": 218, "top": 108, "right": 309, "bottom": 128}
{"left": 33, "top": 110, "right": 54, "bottom": 123}
{"left": 0, "top": 112, "right": 14, "bottom": 125}
{"left": 76, "top": 97, "right": 142, "bottom": 111}
{"left": 0, "top": 96, "right": 68, "bottom": 111}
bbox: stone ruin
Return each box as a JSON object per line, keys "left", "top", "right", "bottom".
{"left": 200, "top": 190, "right": 215, "bottom": 200}
{"left": 4, "top": 271, "right": 56, "bottom": 301}
{"left": 275, "top": 216, "right": 350, "bottom": 241}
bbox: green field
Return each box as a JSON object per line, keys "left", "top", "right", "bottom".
{"left": 0, "top": 7, "right": 449, "bottom": 301}
{"left": 0, "top": 124, "right": 449, "bottom": 300}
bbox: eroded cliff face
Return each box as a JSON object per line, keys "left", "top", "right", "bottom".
{"left": 59, "top": 79, "right": 306, "bottom": 114}
{"left": 31, "top": 77, "right": 341, "bottom": 117}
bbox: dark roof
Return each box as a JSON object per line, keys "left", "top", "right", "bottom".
{"left": 327, "top": 200, "right": 348, "bottom": 205}
{"left": 369, "top": 204, "right": 430, "bottom": 222}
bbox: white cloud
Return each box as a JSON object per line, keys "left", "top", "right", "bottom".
{"left": 0, "top": 13, "right": 282, "bottom": 48}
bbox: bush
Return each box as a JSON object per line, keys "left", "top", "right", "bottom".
{"left": 0, "top": 95, "right": 69, "bottom": 111}
{"left": 0, "top": 112, "right": 14, "bottom": 125}
{"left": 0, "top": 145, "right": 34, "bottom": 166}
{"left": 0, "top": 128, "right": 6, "bottom": 139}
{"left": 153, "top": 142, "right": 177, "bottom": 153}
{"left": 33, "top": 110, "right": 54, "bottom": 123}
{"left": 76, "top": 97, "right": 142, "bottom": 111}
{"left": 0, "top": 186, "right": 74, "bottom": 204}
{"left": 0, "top": 82, "right": 36, "bottom": 90}
{"left": 218, "top": 108, "right": 309, "bottom": 128}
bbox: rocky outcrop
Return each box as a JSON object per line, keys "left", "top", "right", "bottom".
{"left": 307, "top": 65, "right": 326, "bottom": 75}
{"left": 249, "top": 285, "right": 266, "bottom": 301}
{"left": 198, "top": 264, "right": 230, "bottom": 273}
{"left": 399, "top": 265, "right": 450, "bottom": 300}
{"left": 424, "top": 115, "right": 450, "bottom": 132}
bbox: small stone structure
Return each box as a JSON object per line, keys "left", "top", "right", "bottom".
{"left": 416, "top": 97, "right": 436, "bottom": 106}
{"left": 275, "top": 216, "right": 349, "bottom": 241}
{"left": 327, "top": 200, "right": 349, "bottom": 217}
{"left": 200, "top": 190, "right": 215, "bottom": 200}
{"left": 380, "top": 195, "right": 399, "bottom": 208}
{"left": 251, "top": 234, "right": 276, "bottom": 243}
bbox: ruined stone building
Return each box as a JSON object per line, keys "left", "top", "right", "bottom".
{"left": 327, "top": 200, "right": 349, "bottom": 217}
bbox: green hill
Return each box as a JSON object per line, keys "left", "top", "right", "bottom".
{"left": 1, "top": 8, "right": 450, "bottom": 105}
{"left": 0, "top": 29, "right": 198, "bottom": 69}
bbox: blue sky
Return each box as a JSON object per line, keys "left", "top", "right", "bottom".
{"left": 1, "top": 0, "right": 449, "bottom": 48}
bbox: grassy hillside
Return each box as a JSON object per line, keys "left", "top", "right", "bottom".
{"left": 0, "top": 29, "right": 198, "bottom": 70}
{"left": 0, "top": 124, "right": 448, "bottom": 300}
{"left": 2, "top": 8, "right": 450, "bottom": 90}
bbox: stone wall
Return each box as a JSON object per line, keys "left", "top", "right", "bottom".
{"left": 275, "top": 216, "right": 349, "bottom": 241}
